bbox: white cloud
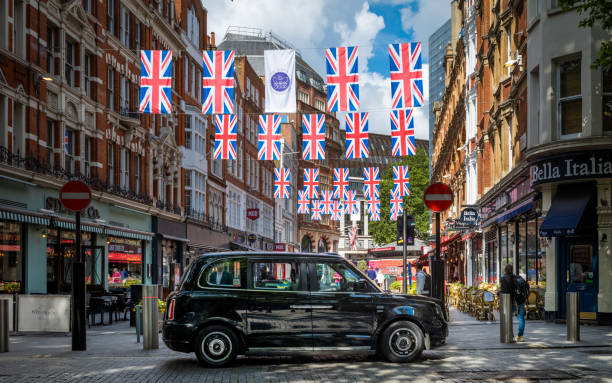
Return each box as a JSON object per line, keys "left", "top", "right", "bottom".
{"left": 333, "top": 2, "right": 385, "bottom": 72}
{"left": 400, "top": 1, "right": 451, "bottom": 51}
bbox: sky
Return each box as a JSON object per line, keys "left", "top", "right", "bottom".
{"left": 203, "top": 0, "right": 452, "bottom": 140}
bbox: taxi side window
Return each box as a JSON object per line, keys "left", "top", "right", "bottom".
{"left": 197, "top": 258, "right": 245, "bottom": 289}
{"left": 252, "top": 261, "right": 302, "bottom": 291}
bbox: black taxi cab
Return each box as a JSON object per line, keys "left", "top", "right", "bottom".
{"left": 162, "top": 252, "right": 447, "bottom": 367}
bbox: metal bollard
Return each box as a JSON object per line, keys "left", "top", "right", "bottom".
{"left": 499, "top": 293, "right": 514, "bottom": 343}
{"left": 142, "top": 285, "right": 159, "bottom": 350}
{"left": 135, "top": 305, "right": 141, "bottom": 344}
{"left": 0, "top": 299, "right": 9, "bottom": 352}
{"left": 567, "top": 292, "right": 580, "bottom": 342}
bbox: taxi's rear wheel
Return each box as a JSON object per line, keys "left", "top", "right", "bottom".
{"left": 378, "top": 320, "right": 424, "bottom": 363}
{"left": 194, "top": 325, "right": 239, "bottom": 367}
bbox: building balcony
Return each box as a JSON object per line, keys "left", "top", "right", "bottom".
{"left": 0, "top": 145, "right": 153, "bottom": 206}
{"left": 155, "top": 199, "right": 182, "bottom": 215}
{"left": 185, "top": 208, "right": 228, "bottom": 233}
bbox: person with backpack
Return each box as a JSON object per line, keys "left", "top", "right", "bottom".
{"left": 415, "top": 263, "right": 431, "bottom": 296}
{"left": 500, "top": 264, "right": 529, "bottom": 342}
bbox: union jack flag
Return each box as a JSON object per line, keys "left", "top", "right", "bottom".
{"left": 349, "top": 226, "right": 358, "bottom": 250}
{"left": 213, "top": 115, "right": 237, "bottom": 160}
{"left": 302, "top": 114, "right": 325, "bottom": 160}
{"left": 390, "top": 188, "right": 403, "bottom": 221}
{"left": 274, "top": 168, "right": 290, "bottom": 199}
{"left": 345, "top": 190, "right": 359, "bottom": 216}
{"left": 363, "top": 167, "right": 380, "bottom": 201}
{"left": 330, "top": 200, "right": 344, "bottom": 221}
{"left": 258, "top": 115, "right": 282, "bottom": 160}
{"left": 388, "top": 42, "right": 424, "bottom": 108}
{"left": 390, "top": 109, "right": 416, "bottom": 157}
{"left": 303, "top": 168, "right": 319, "bottom": 199}
{"left": 320, "top": 190, "right": 334, "bottom": 215}
{"left": 298, "top": 190, "right": 310, "bottom": 214}
{"left": 311, "top": 200, "right": 323, "bottom": 221}
{"left": 326, "top": 46, "right": 359, "bottom": 112}
{"left": 202, "top": 50, "right": 235, "bottom": 114}
{"left": 367, "top": 200, "right": 381, "bottom": 222}
{"left": 393, "top": 165, "right": 410, "bottom": 197}
{"left": 333, "top": 168, "right": 349, "bottom": 200}
{"left": 139, "top": 50, "right": 172, "bottom": 114}
{"left": 345, "top": 112, "right": 369, "bottom": 159}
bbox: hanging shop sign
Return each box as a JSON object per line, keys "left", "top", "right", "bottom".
{"left": 248, "top": 234, "right": 257, "bottom": 243}
{"left": 246, "top": 208, "right": 260, "bottom": 220}
{"left": 530, "top": 150, "right": 612, "bottom": 186}
{"left": 460, "top": 207, "right": 479, "bottom": 225}
{"left": 274, "top": 243, "right": 286, "bottom": 252}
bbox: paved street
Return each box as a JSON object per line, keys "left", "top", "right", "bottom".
{"left": 1, "top": 309, "right": 611, "bottom": 383}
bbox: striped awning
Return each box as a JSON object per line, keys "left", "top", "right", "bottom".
{"left": 0, "top": 209, "right": 49, "bottom": 225}
{"left": 53, "top": 220, "right": 104, "bottom": 233}
{"left": 105, "top": 228, "right": 153, "bottom": 240}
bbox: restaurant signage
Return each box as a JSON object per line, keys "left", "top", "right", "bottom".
{"left": 46, "top": 197, "right": 100, "bottom": 219}
{"left": 460, "top": 207, "right": 479, "bottom": 225}
{"left": 248, "top": 233, "right": 257, "bottom": 243}
{"left": 274, "top": 243, "right": 286, "bottom": 251}
{"left": 530, "top": 150, "right": 612, "bottom": 186}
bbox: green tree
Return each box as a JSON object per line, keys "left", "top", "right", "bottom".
{"left": 559, "top": 0, "right": 612, "bottom": 71}
{"left": 357, "top": 259, "right": 368, "bottom": 272}
{"left": 369, "top": 148, "right": 430, "bottom": 246}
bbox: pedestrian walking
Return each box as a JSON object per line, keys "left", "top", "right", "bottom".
{"left": 375, "top": 268, "right": 385, "bottom": 288}
{"left": 500, "top": 264, "right": 529, "bottom": 342}
{"left": 415, "top": 263, "right": 430, "bottom": 295}
{"left": 366, "top": 265, "right": 377, "bottom": 281}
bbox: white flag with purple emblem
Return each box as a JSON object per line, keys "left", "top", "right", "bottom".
{"left": 264, "top": 50, "right": 296, "bottom": 113}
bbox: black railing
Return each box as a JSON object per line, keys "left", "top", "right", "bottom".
{"left": 0, "top": 145, "right": 153, "bottom": 206}
{"left": 155, "top": 199, "right": 182, "bottom": 215}
{"left": 185, "top": 208, "right": 228, "bottom": 233}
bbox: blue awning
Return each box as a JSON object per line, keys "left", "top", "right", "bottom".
{"left": 498, "top": 199, "right": 533, "bottom": 224}
{"left": 540, "top": 185, "right": 593, "bottom": 237}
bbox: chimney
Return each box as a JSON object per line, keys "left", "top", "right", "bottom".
{"left": 450, "top": 0, "right": 461, "bottom": 50}
{"left": 211, "top": 32, "right": 216, "bottom": 47}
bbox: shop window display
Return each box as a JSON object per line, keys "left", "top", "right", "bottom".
{"left": 46, "top": 229, "right": 92, "bottom": 294}
{"left": 518, "top": 220, "right": 526, "bottom": 278}
{"left": 527, "top": 218, "right": 538, "bottom": 283}
{"left": 108, "top": 237, "right": 143, "bottom": 286}
{"left": 0, "top": 222, "right": 22, "bottom": 293}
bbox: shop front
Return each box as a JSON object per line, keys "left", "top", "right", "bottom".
{"left": 530, "top": 150, "right": 612, "bottom": 323}
{"left": 0, "top": 180, "right": 153, "bottom": 296}
{"left": 185, "top": 218, "right": 232, "bottom": 266}
{"left": 152, "top": 217, "right": 188, "bottom": 293}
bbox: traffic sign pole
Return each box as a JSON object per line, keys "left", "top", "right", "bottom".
{"left": 60, "top": 181, "right": 91, "bottom": 352}
{"left": 72, "top": 211, "right": 86, "bottom": 351}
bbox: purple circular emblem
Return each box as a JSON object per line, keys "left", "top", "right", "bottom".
{"left": 271, "top": 72, "right": 290, "bottom": 92}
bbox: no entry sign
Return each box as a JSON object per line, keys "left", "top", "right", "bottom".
{"left": 424, "top": 183, "right": 453, "bottom": 212}
{"left": 60, "top": 181, "right": 92, "bottom": 212}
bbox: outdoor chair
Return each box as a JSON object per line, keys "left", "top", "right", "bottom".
{"left": 525, "top": 290, "right": 542, "bottom": 320}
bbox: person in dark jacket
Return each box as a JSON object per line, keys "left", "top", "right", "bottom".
{"left": 499, "top": 264, "right": 525, "bottom": 342}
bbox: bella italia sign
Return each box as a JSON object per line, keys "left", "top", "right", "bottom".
{"left": 530, "top": 151, "right": 612, "bottom": 186}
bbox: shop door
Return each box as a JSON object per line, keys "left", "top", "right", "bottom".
{"left": 59, "top": 244, "right": 75, "bottom": 293}
{"left": 559, "top": 237, "right": 598, "bottom": 319}
{"left": 84, "top": 246, "right": 105, "bottom": 290}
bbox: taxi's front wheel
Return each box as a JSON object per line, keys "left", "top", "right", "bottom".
{"left": 378, "top": 320, "right": 424, "bottom": 363}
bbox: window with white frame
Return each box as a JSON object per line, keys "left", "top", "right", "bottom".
{"left": 558, "top": 58, "right": 582, "bottom": 138}
{"left": 134, "top": 155, "right": 141, "bottom": 194}
{"left": 46, "top": 120, "right": 55, "bottom": 167}
{"left": 209, "top": 188, "right": 224, "bottom": 224}
{"left": 65, "top": 128, "right": 76, "bottom": 173}
{"left": 531, "top": 69, "right": 540, "bottom": 143}
{"left": 315, "top": 98, "right": 325, "bottom": 112}
{"left": 107, "top": 142, "right": 115, "bottom": 186}
{"left": 120, "top": 148, "right": 130, "bottom": 190}
{"left": 191, "top": 62, "right": 195, "bottom": 98}
{"left": 184, "top": 58, "right": 189, "bottom": 95}
{"left": 120, "top": 6, "right": 130, "bottom": 47}
{"left": 135, "top": 21, "right": 140, "bottom": 51}
{"left": 65, "top": 40, "right": 76, "bottom": 87}
{"left": 604, "top": 69, "right": 612, "bottom": 134}
{"left": 14, "top": 0, "right": 25, "bottom": 58}
{"left": 84, "top": 136, "right": 93, "bottom": 177}
{"left": 120, "top": 76, "right": 130, "bottom": 113}
{"left": 262, "top": 206, "right": 272, "bottom": 239}
{"left": 46, "top": 25, "right": 57, "bottom": 75}
{"left": 212, "top": 158, "right": 223, "bottom": 178}
{"left": 507, "top": 117, "right": 513, "bottom": 171}
{"left": 84, "top": 53, "right": 93, "bottom": 98}
{"left": 107, "top": 0, "right": 115, "bottom": 34}
{"left": 185, "top": 115, "right": 192, "bottom": 149}
{"left": 107, "top": 69, "right": 114, "bottom": 110}
{"left": 298, "top": 89, "right": 310, "bottom": 105}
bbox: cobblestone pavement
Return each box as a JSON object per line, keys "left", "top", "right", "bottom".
{"left": 0, "top": 308, "right": 611, "bottom": 383}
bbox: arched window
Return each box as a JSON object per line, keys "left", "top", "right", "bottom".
{"left": 301, "top": 236, "right": 312, "bottom": 253}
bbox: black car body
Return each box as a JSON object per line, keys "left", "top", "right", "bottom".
{"left": 163, "top": 252, "right": 447, "bottom": 366}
